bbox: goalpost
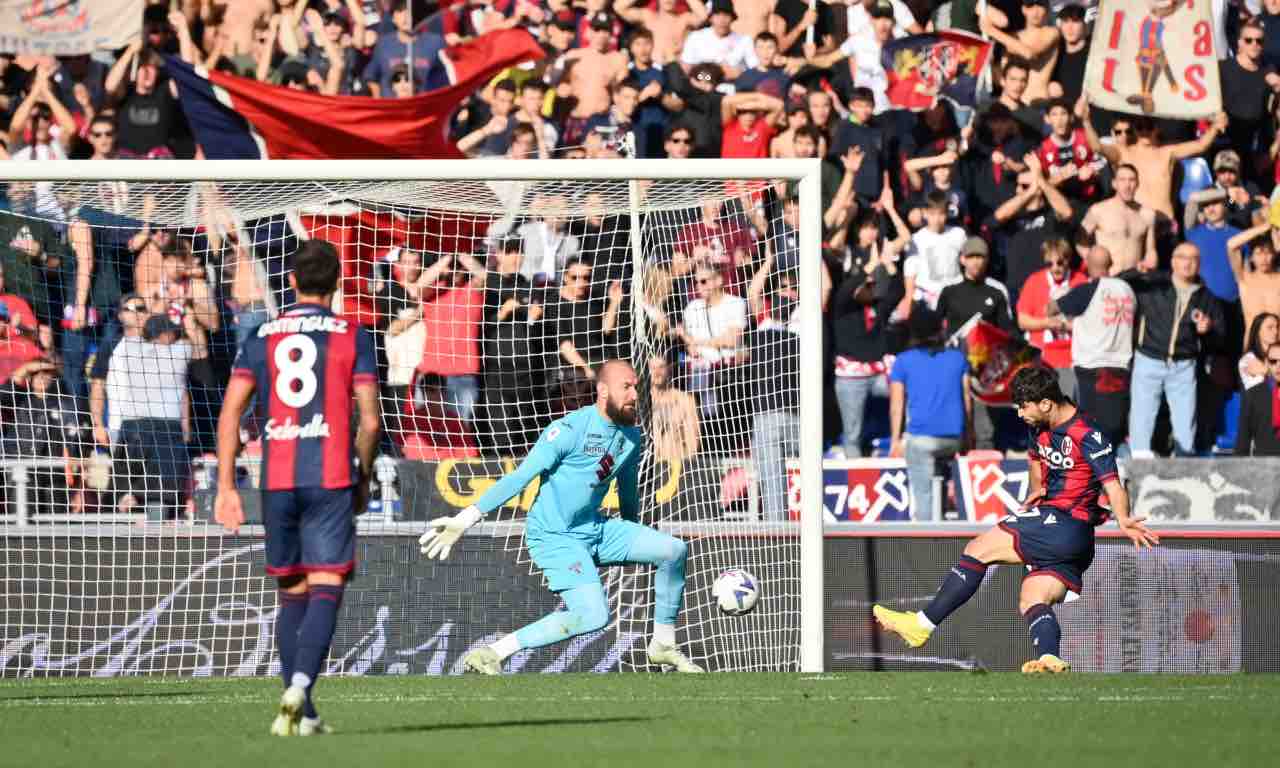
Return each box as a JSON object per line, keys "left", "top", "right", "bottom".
{"left": 0, "top": 159, "right": 824, "bottom": 675}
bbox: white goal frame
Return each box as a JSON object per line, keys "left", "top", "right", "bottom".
{"left": 1, "top": 158, "right": 826, "bottom": 673}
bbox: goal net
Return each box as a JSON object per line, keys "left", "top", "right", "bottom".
{"left": 0, "top": 160, "right": 822, "bottom": 677}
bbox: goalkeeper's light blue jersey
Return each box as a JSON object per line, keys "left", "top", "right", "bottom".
{"left": 473, "top": 405, "right": 643, "bottom": 536}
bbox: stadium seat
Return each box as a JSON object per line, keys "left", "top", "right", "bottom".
{"left": 1179, "top": 157, "right": 1213, "bottom": 205}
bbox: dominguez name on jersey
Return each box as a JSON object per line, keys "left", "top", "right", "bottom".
{"left": 257, "top": 315, "right": 349, "bottom": 336}
{"left": 264, "top": 414, "right": 331, "bottom": 441}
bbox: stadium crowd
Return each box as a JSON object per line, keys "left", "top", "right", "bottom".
{"left": 3, "top": 0, "right": 1280, "bottom": 520}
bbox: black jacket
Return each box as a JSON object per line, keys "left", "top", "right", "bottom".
{"left": 1120, "top": 270, "right": 1224, "bottom": 361}
{"left": 748, "top": 326, "right": 800, "bottom": 414}
{"left": 830, "top": 266, "right": 902, "bottom": 362}
{"left": 937, "top": 276, "right": 1014, "bottom": 335}
{"left": 1235, "top": 381, "right": 1280, "bottom": 456}
{"left": 663, "top": 63, "right": 724, "bottom": 159}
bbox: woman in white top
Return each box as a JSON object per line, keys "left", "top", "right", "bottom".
{"left": 1239, "top": 312, "right": 1279, "bottom": 390}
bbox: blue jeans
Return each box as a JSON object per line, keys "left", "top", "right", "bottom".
{"left": 834, "top": 376, "right": 888, "bottom": 457}
{"left": 61, "top": 326, "right": 99, "bottom": 401}
{"left": 445, "top": 374, "right": 479, "bottom": 422}
{"left": 903, "top": 434, "right": 961, "bottom": 522}
{"left": 752, "top": 409, "right": 801, "bottom": 522}
{"left": 234, "top": 306, "right": 271, "bottom": 351}
{"left": 1128, "top": 352, "right": 1196, "bottom": 456}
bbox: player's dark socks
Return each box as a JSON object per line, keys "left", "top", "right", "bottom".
{"left": 276, "top": 590, "right": 308, "bottom": 688}
{"left": 922, "top": 555, "right": 987, "bottom": 626}
{"left": 292, "top": 584, "right": 344, "bottom": 713}
{"left": 1023, "top": 603, "right": 1062, "bottom": 658}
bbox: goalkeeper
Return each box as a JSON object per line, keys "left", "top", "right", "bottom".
{"left": 419, "top": 359, "right": 703, "bottom": 674}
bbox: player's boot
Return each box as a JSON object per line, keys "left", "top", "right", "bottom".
{"left": 462, "top": 647, "right": 502, "bottom": 675}
{"left": 646, "top": 641, "right": 705, "bottom": 673}
{"left": 872, "top": 605, "right": 932, "bottom": 648}
{"left": 269, "top": 684, "right": 306, "bottom": 736}
{"left": 1021, "top": 654, "right": 1070, "bottom": 674}
{"left": 299, "top": 717, "right": 333, "bottom": 736}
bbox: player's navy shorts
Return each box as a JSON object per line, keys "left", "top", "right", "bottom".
{"left": 262, "top": 487, "right": 355, "bottom": 578}
{"left": 998, "top": 505, "right": 1095, "bottom": 597}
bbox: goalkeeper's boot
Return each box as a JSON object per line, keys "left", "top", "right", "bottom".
{"left": 463, "top": 647, "right": 502, "bottom": 676}
{"left": 269, "top": 685, "right": 306, "bottom": 736}
{"left": 299, "top": 717, "right": 333, "bottom": 736}
{"left": 872, "top": 605, "right": 932, "bottom": 648}
{"left": 1021, "top": 654, "right": 1070, "bottom": 674}
{"left": 646, "top": 641, "right": 705, "bottom": 673}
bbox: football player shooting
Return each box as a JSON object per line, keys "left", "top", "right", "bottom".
{"left": 214, "top": 240, "right": 381, "bottom": 735}
{"left": 874, "top": 366, "right": 1159, "bottom": 673}
{"left": 419, "top": 358, "right": 704, "bottom": 674}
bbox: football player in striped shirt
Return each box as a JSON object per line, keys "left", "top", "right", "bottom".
{"left": 215, "top": 240, "right": 380, "bottom": 734}
{"left": 874, "top": 366, "right": 1158, "bottom": 673}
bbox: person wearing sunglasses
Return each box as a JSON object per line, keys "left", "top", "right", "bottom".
{"left": 361, "top": 0, "right": 446, "bottom": 98}
{"left": 1219, "top": 18, "right": 1280, "bottom": 165}
{"left": 662, "top": 124, "right": 694, "bottom": 159}
{"left": 1234, "top": 341, "right": 1280, "bottom": 456}
{"left": 1080, "top": 98, "right": 1227, "bottom": 225}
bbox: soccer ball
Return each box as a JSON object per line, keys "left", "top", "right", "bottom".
{"left": 712, "top": 569, "right": 760, "bottom": 616}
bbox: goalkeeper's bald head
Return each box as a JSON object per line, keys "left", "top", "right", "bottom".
{"left": 596, "top": 359, "right": 639, "bottom": 426}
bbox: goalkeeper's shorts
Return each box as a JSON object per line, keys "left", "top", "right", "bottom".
{"left": 527, "top": 519, "right": 653, "bottom": 591}
{"left": 263, "top": 487, "right": 356, "bottom": 578}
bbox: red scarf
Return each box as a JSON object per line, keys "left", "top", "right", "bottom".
{"left": 1272, "top": 379, "right": 1280, "bottom": 438}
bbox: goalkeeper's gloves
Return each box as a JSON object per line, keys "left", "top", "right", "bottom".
{"left": 418, "top": 505, "right": 484, "bottom": 560}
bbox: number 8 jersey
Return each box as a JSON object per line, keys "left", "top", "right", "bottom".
{"left": 231, "top": 303, "right": 379, "bottom": 490}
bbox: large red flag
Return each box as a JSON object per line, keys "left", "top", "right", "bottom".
{"left": 167, "top": 29, "right": 544, "bottom": 159}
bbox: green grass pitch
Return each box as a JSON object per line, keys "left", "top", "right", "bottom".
{"left": 2, "top": 673, "right": 1277, "bottom": 768}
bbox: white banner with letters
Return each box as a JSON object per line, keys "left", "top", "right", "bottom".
{"left": 1083, "top": 0, "right": 1221, "bottom": 119}
{"left": 0, "top": 0, "right": 144, "bottom": 56}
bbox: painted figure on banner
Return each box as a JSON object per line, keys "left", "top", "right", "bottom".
{"left": 1083, "top": 0, "right": 1221, "bottom": 120}
{"left": 1129, "top": 0, "right": 1182, "bottom": 114}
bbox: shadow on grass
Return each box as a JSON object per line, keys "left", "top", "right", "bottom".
{"left": 0, "top": 690, "right": 210, "bottom": 703}
{"left": 353, "top": 716, "right": 653, "bottom": 735}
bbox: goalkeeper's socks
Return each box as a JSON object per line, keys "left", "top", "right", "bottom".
{"left": 491, "top": 633, "right": 521, "bottom": 662}
{"left": 1023, "top": 603, "right": 1062, "bottom": 658}
{"left": 292, "top": 584, "right": 344, "bottom": 713}
{"left": 652, "top": 623, "right": 676, "bottom": 647}
{"left": 922, "top": 555, "right": 987, "bottom": 626}
{"left": 276, "top": 589, "right": 309, "bottom": 687}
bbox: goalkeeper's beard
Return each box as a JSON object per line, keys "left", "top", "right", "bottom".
{"left": 607, "top": 400, "right": 638, "bottom": 426}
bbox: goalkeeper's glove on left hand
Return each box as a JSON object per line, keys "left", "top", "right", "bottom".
{"left": 418, "top": 505, "right": 483, "bottom": 560}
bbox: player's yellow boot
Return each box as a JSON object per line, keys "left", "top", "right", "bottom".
{"left": 646, "top": 641, "right": 705, "bottom": 673}
{"left": 1021, "top": 654, "right": 1071, "bottom": 674}
{"left": 872, "top": 605, "right": 932, "bottom": 648}
{"left": 463, "top": 646, "right": 503, "bottom": 675}
{"left": 269, "top": 684, "right": 306, "bottom": 736}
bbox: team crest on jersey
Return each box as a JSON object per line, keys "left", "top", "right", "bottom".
{"left": 1061, "top": 436, "right": 1073, "bottom": 455}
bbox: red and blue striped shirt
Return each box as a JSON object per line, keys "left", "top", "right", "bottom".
{"left": 1027, "top": 412, "right": 1119, "bottom": 526}
{"left": 231, "top": 304, "right": 378, "bottom": 491}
